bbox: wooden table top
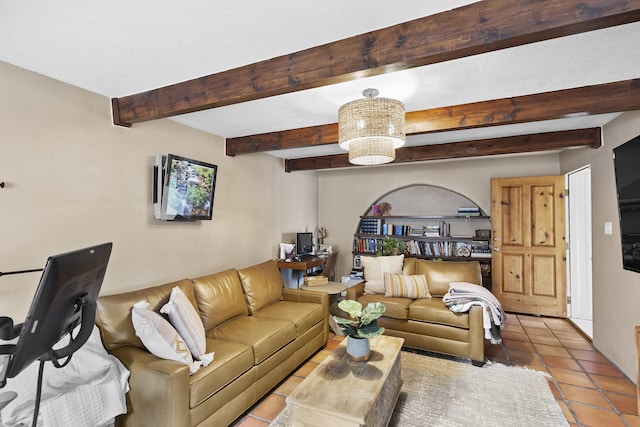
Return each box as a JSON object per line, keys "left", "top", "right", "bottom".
{"left": 276, "top": 257, "right": 324, "bottom": 271}
{"left": 287, "top": 335, "right": 404, "bottom": 421}
{"left": 300, "top": 281, "right": 347, "bottom": 294}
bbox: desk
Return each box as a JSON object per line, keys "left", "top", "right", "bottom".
{"left": 276, "top": 257, "right": 324, "bottom": 272}
{"left": 277, "top": 256, "right": 325, "bottom": 288}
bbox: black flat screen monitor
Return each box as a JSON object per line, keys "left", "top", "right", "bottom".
{"left": 613, "top": 135, "right": 640, "bottom": 273}
{"left": 4, "top": 243, "right": 112, "bottom": 380}
{"left": 296, "top": 232, "right": 314, "bottom": 256}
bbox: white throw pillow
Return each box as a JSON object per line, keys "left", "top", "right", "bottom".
{"left": 132, "top": 301, "right": 201, "bottom": 374}
{"left": 361, "top": 255, "right": 404, "bottom": 294}
{"left": 161, "top": 287, "right": 214, "bottom": 366}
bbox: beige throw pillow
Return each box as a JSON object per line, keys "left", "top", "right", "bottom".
{"left": 132, "top": 301, "right": 201, "bottom": 374}
{"left": 384, "top": 273, "right": 431, "bottom": 299}
{"left": 161, "top": 287, "right": 214, "bottom": 366}
{"left": 361, "top": 255, "right": 404, "bottom": 294}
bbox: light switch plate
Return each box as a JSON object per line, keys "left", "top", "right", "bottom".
{"left": 604, "top": 221, "right": 613, "bottom": 235}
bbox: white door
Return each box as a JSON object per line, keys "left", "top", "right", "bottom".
{"left": 567, "top": 167, "right": 593, "bottom": 337}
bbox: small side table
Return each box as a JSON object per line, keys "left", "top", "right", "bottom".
{"left": 300, "top": 281, "right": 348, "bottom": 335}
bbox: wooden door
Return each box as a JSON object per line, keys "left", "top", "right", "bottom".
{"left": 491, "top": 176, "right": 567, "bottom": 317}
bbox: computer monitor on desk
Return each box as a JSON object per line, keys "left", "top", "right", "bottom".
{"left": 295, "top": 232, "right": 314, "bottom": 259}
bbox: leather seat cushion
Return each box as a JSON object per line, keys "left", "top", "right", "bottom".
{"left": 356, "top": 294, "right": 413, "bottom": 321}
{"left": 253, "top": 301, "right": 323, "bottom": 337}
{"left": 189, "top": 338, "right": 254, "bottom": 408}
{"left": 208, "top": 316, "right": 295, "bottom": 364}
{"left": 408, "top": 298, "right": 469, "bottom": 329}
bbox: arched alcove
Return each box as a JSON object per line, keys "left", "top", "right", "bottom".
{"left": 353, "top": 183, "right": 492, "bottom": 286}
{"left": 363, "top": 183, "right": 487, "bottom": 217}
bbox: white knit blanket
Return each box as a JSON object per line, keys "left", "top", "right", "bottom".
{"left": 0, "top": 326, "right": 129, "bottom": 427}
{"left": 443, "top": 282, "right": 506, "bottom": 344}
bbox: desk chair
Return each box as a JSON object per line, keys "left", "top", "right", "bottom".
{"left": 310, "top": 252, "right": 337, "bottom": 282}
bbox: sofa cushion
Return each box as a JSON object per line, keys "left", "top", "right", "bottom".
{"left": 408, "top": 298, "right": 470, "bottom": 329}
{"left": 402, "top": 257, "right": 418, "bottom": 275}
{"left": 237, "top": 260, "right": 284, "bottom": 314}
{"left": 191, "top": 269, "right": 249, "bottom": 331}
{"left": 253, "top": 301, "right": 323, "bottom": 337}
{"left": 189, "top": 338, "right": 254, "bottom": 408}
{"left": 208, "top": 316, "right": 295, "bottom": 364}
{"left": 356, "top": 294, "right": 413, "bottom": 321}
{"left": 131, "top": 301, "right": 201, "bottom": 374}
{"left": 415, "top": 260, "right": 482, "bottom": 297}
{"left": 161, "top": 286, "right": 211, "bottom": 363}
{"left": 361, "top": 255, "right": 404, "bottom": 294}
{"left": 384, "top": 273, "right": 431, "bottom": 299}
{"left": 96, "top": 278, "right": 196, "bottom": 351}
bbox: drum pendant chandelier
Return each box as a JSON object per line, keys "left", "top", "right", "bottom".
{"left": 338, "top": 88, "right": 406, "bottom": 165}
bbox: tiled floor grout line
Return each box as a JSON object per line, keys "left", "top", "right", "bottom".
{"left": 516, "top": 315, "right": 636, "bottom": 427}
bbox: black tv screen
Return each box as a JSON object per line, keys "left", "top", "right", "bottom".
{"left": 613, "top": 135, "right": 640, "bottom": 273}
{"left": 2, "top": 243, "right": 112, "bottom": 383}
{"left": 154, "top": 154, "right": 217, "bottom": 221}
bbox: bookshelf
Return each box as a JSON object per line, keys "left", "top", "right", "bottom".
{"left": 354, "top": 213, "right": 492, "bottom": 287}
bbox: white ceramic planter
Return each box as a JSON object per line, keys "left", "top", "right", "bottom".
{"left": 346, "top": 336, "right": 370, "bottom": 361}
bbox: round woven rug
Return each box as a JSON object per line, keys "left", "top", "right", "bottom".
{"left": 271, "top": 351, "right": 568, "bottom": 427}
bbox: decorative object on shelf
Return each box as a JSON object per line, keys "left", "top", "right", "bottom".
{"left": 455, "top": 246, "right": 472, "bottom": 257}
{"left": 353, "top": 255, "right": 362, "bottom": 269}
{"left": 338, "top": 89, "right": 405, "bottom": 165}
{"left": 475, "top": 229, "right": 491, "bottom": 238}
{"left": 378, "top": 202, "right": 392, "bottom": 216}
{"left": 376, "top": 236, "right": 407, "bottom": 256}
{"left": 332, "top": 300, "right": 386, "bottom": 361}
{"left": 371, "top": 204, "right": 381, "bottom": 215}
{"left": 314, "top": 226, "right": 327, "bottom": 244}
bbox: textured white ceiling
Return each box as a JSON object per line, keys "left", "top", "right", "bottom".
{"left": 1, "top": 0, "right": 638, "bottom": 161}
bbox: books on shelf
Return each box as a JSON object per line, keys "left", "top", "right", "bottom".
{"left": 360, "top": 218, "right": 382, "bottom": 234}
{"left": 457, "top": 207, "right": 481, "bottom": 216}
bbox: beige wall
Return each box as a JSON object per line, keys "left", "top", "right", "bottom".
{"left": 317, "top": 154, "right": 561, "bottom": 279}
{"left": 0, "top": 61, "right": 318, "bottom": 321}
{"left": 560, "top": 111, "right": 640, "bottom": 380}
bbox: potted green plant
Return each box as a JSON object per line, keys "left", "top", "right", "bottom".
{"left": 332, "top": 300, "right": 386, "bottom": 361}
{"left": 376, "top": 236, "right": 407, "bottom": 256}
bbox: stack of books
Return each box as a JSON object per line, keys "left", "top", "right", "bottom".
{"left": 457, "top": 207, "right": 481, "bottom": 216}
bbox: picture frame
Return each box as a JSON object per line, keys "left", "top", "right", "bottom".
{"left": 353, "top": 255, "right": 362, "bottom": 269}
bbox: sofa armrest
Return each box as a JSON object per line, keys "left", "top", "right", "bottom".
{"left": 282, "top": 287, "right": 328, "bottom": 306}
{"left": 345, "top": 282, "right": 366, "bottom": 300}
{"left": 282, "top": 288, "right": 329, "bottom": 341}
{"left": 111, "top": 346, "right": 190, "bottom": 427}
{"left": 467, "top": 305, "right": 485, "bottom": 363}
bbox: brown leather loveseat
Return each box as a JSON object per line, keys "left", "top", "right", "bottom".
{"left": 347, "top": 258, "right": 485, "bottom": 365}
{"left": 95, "top": 260, "right": 328, "bottom": 427}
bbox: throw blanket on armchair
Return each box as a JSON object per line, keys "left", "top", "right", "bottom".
{"left": 443, "top": 282, "right": 506, "bottom": 344}
{"left": 0, "top": 326, "right": 129, "bottom": 427}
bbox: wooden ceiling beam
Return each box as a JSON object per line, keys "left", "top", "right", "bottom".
{"left": 112, "top": 0, "right": 640, "bottom": 127}
{"left": 284, "top": 128, "right": 601, "bottom": 172}
{"left": 228, "top": 78, "right": 640, "bottom": 155}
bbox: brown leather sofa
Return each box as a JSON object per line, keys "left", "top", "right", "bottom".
{"left": 346, "top": 258, "right": 485, "bottom": 365}
{"left": 95, "top": 260, "right": 328, "bottom": 427}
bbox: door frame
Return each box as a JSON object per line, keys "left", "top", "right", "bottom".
{"left": 566, "top": 166, "right": 593, "bottom": 337}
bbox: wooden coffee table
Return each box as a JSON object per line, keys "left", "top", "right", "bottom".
{"left": 286, "top": 335, "right": 404, "bottom": 427}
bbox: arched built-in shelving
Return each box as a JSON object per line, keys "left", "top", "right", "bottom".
{"left": 353, "top": 184, "right": 492, "bottom": 287}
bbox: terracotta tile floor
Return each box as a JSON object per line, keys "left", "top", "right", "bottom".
{"left": 233, "top": 314, "right": 638, "bottom": 427}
